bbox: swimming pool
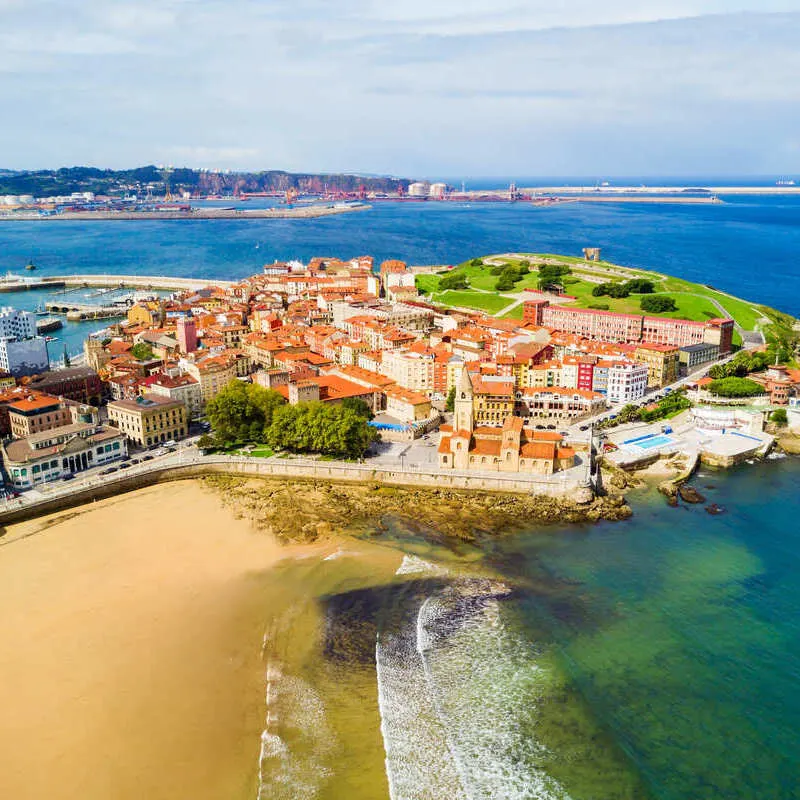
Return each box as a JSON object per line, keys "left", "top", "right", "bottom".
{"left": 623, "top": 433, "right": 676, "bottom": 450}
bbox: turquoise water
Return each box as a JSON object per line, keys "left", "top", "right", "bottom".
{"left": 628, "top": 434, "right": 675, "bottom": 450}
{"left": 486, "top": 456, "right": 800, "bottom": 800}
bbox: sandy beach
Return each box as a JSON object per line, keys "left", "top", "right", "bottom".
{"left": 0, "top": 481, "right": 290, "bottom": 800}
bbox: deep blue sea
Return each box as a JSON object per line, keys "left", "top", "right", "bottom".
{"left": 1, "top": 188, "right": 799, "bottom": 798}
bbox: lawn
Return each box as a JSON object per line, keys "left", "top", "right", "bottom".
{"left": 219, "top": 443, "right": 275, "bottom": 458}
{"left": 417, "top": 253, "right": 770, "bottom": 329}
{"left": 431, "top": 290, "right": 513, "bottom": 314}
{"left": 415, "top": 273, "right": 442, "bottom": 294}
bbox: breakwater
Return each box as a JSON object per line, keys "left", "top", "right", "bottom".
{"left": 0, "top": 204, "right": 370, "bottom": 221}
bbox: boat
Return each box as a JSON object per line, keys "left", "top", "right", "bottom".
{"left": 44, "top": 335, "right": 59, "bottom": 343}
{"left": 35, "top": 301, "right": 48, "bottom": 315}
{"left": 25, "top": 261, "right": 37, "bottom": 271}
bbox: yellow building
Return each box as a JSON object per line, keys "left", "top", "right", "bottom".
{"left": 127, "top": 301, "right": 164, "bottom": 328}
{"left": 182, "top": 354, "right": 239, "bottom": 405}
{"left": 634, "top": 344, "right": 680, "bottom": 388}
{"left": 471, "top": 374, "right": 515, "bottom": 427}
{"left": 107, "top": 394, "right": 187, "bottom": 447}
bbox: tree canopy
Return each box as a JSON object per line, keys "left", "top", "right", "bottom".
{"left": 131, "top": 342, "right": 155, "bottom": 361}
{"left": 707, "top": 377, "right": 765, "bottom": 397}
{"left": 205, "top": 380, "right": 286, "bottom": 444}
{"left": 708, "top": 350, "right": 770, "bottom": 379}
{"left": 640, "top": 295, "right": 678, "bottom": 313}
{"left": 265, "top": 402, "right": 378, "bottom": 459}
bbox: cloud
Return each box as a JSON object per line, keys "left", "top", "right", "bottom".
{"left": 0, "top": 2, "right": 799, "bottom": 175}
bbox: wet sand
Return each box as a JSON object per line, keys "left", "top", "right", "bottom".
{"left": 0, "top": 481, "right": 289, "bottom": 800}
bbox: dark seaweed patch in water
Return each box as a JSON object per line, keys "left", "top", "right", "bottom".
{"left": 320, "top": 578, "right": 449, "bottom": 664}
{"left": 320, "top": 577, "right": 513, "bottom": 665}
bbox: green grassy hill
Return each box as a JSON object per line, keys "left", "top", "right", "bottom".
{"left": 415, "top": 253, "right": 774, "bottom": 338}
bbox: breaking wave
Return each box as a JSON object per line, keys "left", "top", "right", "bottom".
{"left": 376, "top": 585, "right": 571, "bottom": 800}
{"left": 256, "top": 662, "right": 335, "bottom": 800}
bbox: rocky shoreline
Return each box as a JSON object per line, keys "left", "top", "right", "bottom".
{"left": 203, "top": 476, "right": 631, "bottom": 542}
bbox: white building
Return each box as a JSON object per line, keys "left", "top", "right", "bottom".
{"left": 0, "top": 307, "right": 37, "bottom": 339}
{"left": 0, "top": 337, "right": 49, "bottom": 377}
{"left": 607, "top": 362, "right": 649, "bottom": 404}
{"left": 2, "top": 423, "right": 127, "bottom": 490}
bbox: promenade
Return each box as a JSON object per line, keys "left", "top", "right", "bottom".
{"left": 0, "top": 448, "right": 593, "bottom": 528}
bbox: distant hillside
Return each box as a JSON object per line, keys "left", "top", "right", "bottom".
{"left": 0, "top": 166, "right": 410, "bottom": 197}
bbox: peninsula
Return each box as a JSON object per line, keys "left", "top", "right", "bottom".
{"left": 0, "top": 251, "right": 797, "bottom": 530}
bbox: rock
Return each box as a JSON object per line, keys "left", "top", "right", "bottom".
{"left": 678, "top": 485, "right": 706, "bottom": 504}
{"left": 658, "top": 481, "right": 678, "bottom": 499}
{"left": 609, "top": 472, "right": 628, "bottom": 489}
{"left": 705, "top": 503, "right": 725, "bottom": 515}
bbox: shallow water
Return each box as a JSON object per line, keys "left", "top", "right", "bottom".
{"left": 253, "top": 458, "right": 800, "bottom": 800}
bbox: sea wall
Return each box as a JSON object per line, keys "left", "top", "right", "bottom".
{"left": 0, "top": 456, "right": 592, "bottom": 527}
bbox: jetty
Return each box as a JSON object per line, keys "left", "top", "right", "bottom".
{"left": 0, "top": 273, "right": 237, "bottom": 294}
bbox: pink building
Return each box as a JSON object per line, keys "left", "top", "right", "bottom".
{"left": 176, "top": 314, "right": 198, "bottom": 354}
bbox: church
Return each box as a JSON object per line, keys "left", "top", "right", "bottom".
{"left": 438, "top": 368, "right": 576, "bottom": 475}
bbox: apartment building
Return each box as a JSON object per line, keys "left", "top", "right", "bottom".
{"left": 107, "top": 394, "right": 187, "bottom": 447}
{"left": 607, "top": 362, "right": 649, "bottom": 404}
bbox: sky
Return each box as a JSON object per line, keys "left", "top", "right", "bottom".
{"left": 1, "top": 0, "right": 800, "bottom": 177}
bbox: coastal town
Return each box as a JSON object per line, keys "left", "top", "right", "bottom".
{"left": 0, "top": 253, "right": 798, "bottom": 510}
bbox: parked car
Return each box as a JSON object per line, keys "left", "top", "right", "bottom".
{"left": 119, "top": 463, "right": 131, "bottom": 470}
{"left": 546, "top": 424, "right": 556, "bottom": 430}
{"left": 579, "top": 424, "right": 589, "bottom": 431}
{"left": 142, "top": 455, "right": 154, "bottom": 461}
{"left": 61, "top": 474, "right": 75, "bottom": 481}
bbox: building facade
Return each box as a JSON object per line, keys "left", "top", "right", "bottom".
{"left": 107, "top": 394, "right": 188, "bottom": 447}
{"left": 2, "top": 422, "right": 127, "bottom": 489}
{"left": 607, "top": 362, "right": 649, "bottom": 404}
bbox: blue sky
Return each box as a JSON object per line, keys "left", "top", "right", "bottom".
{"left": 1, "top": 1, "right": 799, "bottom": 176}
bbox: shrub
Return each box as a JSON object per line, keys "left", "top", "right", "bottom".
{"left": 130, "top": 342, "right": 155, "bottom": 361}
{"left": 439, "top": 272, "right": 469, "bottom": 290}
{"left": 770, "top": 408, "right": 788, "bottom": 426}
{"left": 707, "top": 377, "right": 765, "bottom": 398}
{"left": 588, "top": 303, "right": 610, "bottom": 310}
{"left": 641, "top": 295, "right": 677, "bottom": 313}
{"left": 625, "top": 279, "right": 655, "bottom": 294}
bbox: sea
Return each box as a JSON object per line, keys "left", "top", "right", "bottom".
{"left": 1, "top": 181, "right": 799, "bottom": 798}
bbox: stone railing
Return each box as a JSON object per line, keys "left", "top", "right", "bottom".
{"left": 0, "top": 452, "right": 592, "bottom": 527}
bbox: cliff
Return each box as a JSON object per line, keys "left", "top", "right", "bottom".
{"left": 0, "top": 165, "right": 410, "bottom": 198}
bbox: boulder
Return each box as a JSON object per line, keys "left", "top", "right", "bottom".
{"left": 678, "top": 485, "right": 706, "bottom": 504}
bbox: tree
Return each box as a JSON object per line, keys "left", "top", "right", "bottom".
{"left": 592, "top": 282, "right": 630, "bottom": 298}
{"left": 770, "top": 408, "right": 788, "bottom": 426}
{"left": 265, "top": 401, "right": 378, "bottom": 459}
{"left": 445, "top": 385, "right": 456, "bottom": 412}
{"left": 625, "top": 279, "right": 655, "bottom": 294}
{"left": 640, "top": 295, "right": 677, "bottom": 313}
{"left": 131, "top": 342, "right": 155, "bottom": 361}
{"left": 197, "top": 433, "right": 218, "bottom": 451}
{"left": 707, "top": 377, "right": 765, "bottom": 397}
{"left": 340, "top": 397, "right": 374, "bottom": 420}
{"left": 206, "top": 380, "right": 286, "bottom": 444}
{"left": 439, "top": 272, "right": 469, "bottom": 290}
{"left": 537, "top": 264, "right": 571, "bottom": 291}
